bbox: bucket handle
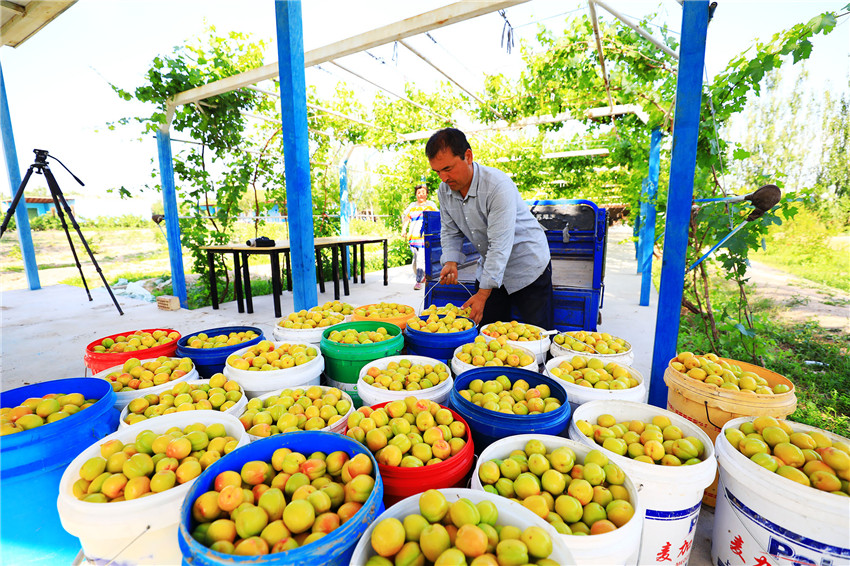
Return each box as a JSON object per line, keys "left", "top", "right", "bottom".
{"left": 703, "top": 400, "right": 723, "bottom": 431}
{"left": 103, "top": 524, "right": 151, "bottom": 566}
{"left": 418, "top": 278, "right": 475, "bottom": 315}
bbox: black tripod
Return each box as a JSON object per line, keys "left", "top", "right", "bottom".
{"left": 0, "top": 149, "right": 124, "bottom": 315}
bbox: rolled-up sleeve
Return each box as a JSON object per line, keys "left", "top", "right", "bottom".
{"left": 440, "top": 198, "right": 467, "bottom": 265}
{"left": 477, "top": 181, "right": 515, "bottom": 289}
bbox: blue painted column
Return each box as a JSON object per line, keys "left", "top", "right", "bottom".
{"left": 1, "top": 62, "right": 40, "bottom": 290}
{"left": 275, "top": 0, "right": 317, "bottom": 310}
{"left": 340, "top": 159, "right": 350, "bottom": 278}
{"left": 648, "top": 1, "right": 710, "bottom": 408}
{"left": 156, "top": 129, "right": 188, "bottom": 308}
{"left": 637, "top": 178, "right": 648, "bottom": 273}
{"left": 640, "top": 127, "right": 662, "bottom": 306}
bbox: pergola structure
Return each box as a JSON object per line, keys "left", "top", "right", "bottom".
{"left": 1, "top": 0, "right": 712, "bottom": 408}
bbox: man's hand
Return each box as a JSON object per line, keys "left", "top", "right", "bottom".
{"left": 462, "top": 289, "right": 491, "bottom": 325}
{"left": 439, "top": 262, "right": 458, "bottom": 285}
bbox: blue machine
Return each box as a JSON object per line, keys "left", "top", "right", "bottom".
{"left": 422, "top": 199, "right": 608, "bottom": 330}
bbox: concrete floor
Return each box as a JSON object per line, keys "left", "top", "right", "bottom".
{"left": 0, "top": 224, "right": 715, "bottom": 565}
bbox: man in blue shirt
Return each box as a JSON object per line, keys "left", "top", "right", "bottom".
{"left": 426, "top": 128, "right": 554, "bottom": 329}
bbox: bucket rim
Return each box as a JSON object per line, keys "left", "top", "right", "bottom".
{"left": 242, "top": 385, "right": 355, "bottom": 441}
{"left": 551, "top": 330, "right": 633, "bottom": 354}
{"left": 545, "top": 354, "right": 645, "bottom": 393}
{"left": 450, "top": 367, "right": 571, "bottom": 425}
{"left": 84, "top": 328, "right": 181, "bottom": 355}
{"left": 176, "top": 326, "right": 265, "bottom": 350}
{"left": 0, "top": 378, "right": 116, "bottom": 447}
{"left": 664, "top": 356, "right": 797, "bottom": 404}
{"left": 716, "top": 416, "right": 850, "bottom": 512}
{"left": 320, "top": 320, "right": 404, "bottom": 342}
{"left": 404, "top": 314, "right": 478, "bottom": 337}
{"left": 349, "top": 487, "right": 575, "bottom": 565}
{"left": 119, "top": 378, "right": 247, "bottom": 428}
{"left": 366, "top": 400, "right": 474, "bottom": 480}
{"left": 57, "top": 412, "right": 247, "bottom": 521}
{"left": 177, "top": 430, "right": 384, "bottom": 563}
{"left": 570, "top": 399, "right": 718, "bottom": 486}
{"left": 223, "top": 340, "right": 323, "bottom": 380}
{"left": 472, "top": 433, "right": 645, "bottom": 543}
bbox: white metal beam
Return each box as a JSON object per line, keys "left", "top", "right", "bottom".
{"left": 587, "top": 0, "right": 616, "bottom": 114}
{"left": 168, "top": 0, "right": 529, "bottom": 111}
{"left": 591, "top": 0, "right": 679, "bottom": 60}
{"left": 543, "top": 148, "right": 610, "bottom": 158}
{"left": 329, "top": 60, "right": 452, "bottom": 123}
{"left": 399, "top": 111, "right": 574, "bottom": 142}
{"left": 398, "top": 39, "right": 505, "bottom": 120}
{"left": 586, "top": 103, "right": 649, "bottom": 124}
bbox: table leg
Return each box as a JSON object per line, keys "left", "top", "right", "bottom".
{"left": 270, "top": 252, "right": 282, "bottom": 318}
{"left": 316, "top": 249, "right": 325, "bottom": 294}
{"left": 350, "top": 245, "right": 357, "bottom": 284}
{"left": 207, "top": 251, "right": 219, "bottom": 309}
{"left": 284, "top": 250, "right": 292, "bottom": 292}
{"left": 242, "top": 252, "right": 253, "bottom": 314}
{"left": 332, "top": 245, "right": 340, "bottom": 301}
{"left": 233, "top": 252, "right": 244, "bottom": 314}
{"left": 383, "top": 239, "right": 389, "bottom": 286}
{"left": 341, "top": 245, "right": 350, "bottom": 296}
{"left": 360, "top": 244, "right": 365, "bottom": 284}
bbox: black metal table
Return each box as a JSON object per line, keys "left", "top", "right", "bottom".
{"left": 201, "top": 236, "right": 388, "bottom": 318}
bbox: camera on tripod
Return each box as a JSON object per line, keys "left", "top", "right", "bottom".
{"left": 1, "top": 149, "right": 124, "bottom": 315}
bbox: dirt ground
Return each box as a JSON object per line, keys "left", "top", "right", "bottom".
{"left": 0, "top": 228, "right": 173, "bottom": 290}
{"left": 2, "top": 228, "right": 847, "bottom": 334}
{"left": 745, "top": 259, "right": 850, "bottom": 333}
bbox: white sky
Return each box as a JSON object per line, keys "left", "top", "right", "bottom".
{"left": 1, "top": 1, "right": 848, "bottom": 203}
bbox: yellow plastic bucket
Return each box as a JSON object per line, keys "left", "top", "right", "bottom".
{"left": 663, "top": 357, "right": 797, "bottom": 506}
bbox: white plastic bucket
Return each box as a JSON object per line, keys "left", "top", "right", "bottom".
{"left": 479, "top": 323, "right": 551, "bottom": 365}
{"left": 222, "top": 340, "right": 324, "bottom": 398}
{"left": 57, "top": 412, "right": 247, "bottom": 565}
{"left": 569, "top": 400, "right": 717, "bottom": 566}
{"left": 470, "top": 434, "right": 643, "bottom": 566}
{"left": 271, "top": 314, "right": 351, "bottom": 344}
{"left": 349, "top": 487, "right": 575, "bottom": 565}
{"left": 94, "top": 357, "right": 198, "bottom": 410}
{"left": 550, "top": 340, "right": 634, "bottom": 367}
{"left": 451, "top": 344, "right": 538, "bottom": 377}
{"left": 712, "top": 417, "right": 850, "bottom": 566}
{"left": 243, "top": 385, "right": 355, "bottom": 441}
{"left": 356, "top": 354, "right": 454, "bottom": 406}
{"left": 118, "top": 379, "right": 248, "bottom": 429}
{"left": 544, "top": 355, "right": 648, "bottom": 412}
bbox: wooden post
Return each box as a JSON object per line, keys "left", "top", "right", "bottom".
{"left": 648, "top": 1, "right": 710, "bottom": 408}
{"left": 275, "top": 0, "right": 318, "bottom": 311}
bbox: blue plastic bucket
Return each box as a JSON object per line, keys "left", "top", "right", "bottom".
{"left": 448, "top": 367, "right": 571, "bottom": 454}
{"left": 178, "top": 430, "right": 385, "bottom": 566}
{"left": 403, "top": 315, "right": 478, "bottom": 364}
{"left": 176, "top": 326, "right": 265, "bottom": 379}
{"left": 0, "top": 378, "right": 119, "bottom": 565}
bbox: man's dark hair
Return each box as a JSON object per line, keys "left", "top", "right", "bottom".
{"left": 425, "top": 128, "right": 471, "bottom": 160}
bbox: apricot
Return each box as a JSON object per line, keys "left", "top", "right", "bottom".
{"left": 420, "top": 524, "right": 451, "bottom": 562}
{"left": 419, "top": 489, "right": 449, "bottom": 523}
{"left": 371, "top": 517, "right": 406, "bottom": 557}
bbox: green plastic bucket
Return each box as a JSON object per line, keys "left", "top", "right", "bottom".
{"left": 320, "top": 321, "right": 403, "bottom": 406}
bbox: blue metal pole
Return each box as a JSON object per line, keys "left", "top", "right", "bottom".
{"left": 340, "top": 159, "right": 350, "bottom": 278}
{"left": 640, "top": 127, "right": 662, "bottom": 306}
{"left": 637, "top": 178, "right": 648, "bottom": 273}
{"left": 1, "top": 62, "right": 40, "bottom": 290}
{"left": 275, "top": 0, "right": 317, "bottom": 311}
{"left": 156, "top": 129, "right": 188, "bottom": 308}
{"left": 648, "top": 1, "right": 710, "bottom": 408}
